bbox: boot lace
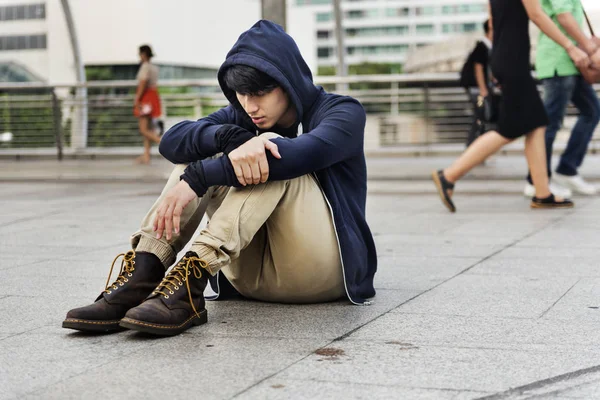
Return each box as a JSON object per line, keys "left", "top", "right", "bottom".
{"left": 152, "top": 255, "right": 207, "bottom": 318}
{"left": 103, "top": 251, "right": 136, "bottom": 294}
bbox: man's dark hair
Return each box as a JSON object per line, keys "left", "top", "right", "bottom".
{"left": 139, "top": 44, "right": 154, "bottom": 58}
{"left": 223, "top": 65, "right": 279, "bottom": 95}
{"left": 483, "top": 19, "right": 490, "bottom": 35}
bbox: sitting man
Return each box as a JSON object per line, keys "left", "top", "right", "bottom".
{"left": 63, "top": 20, "right": 378, "bottom": 336}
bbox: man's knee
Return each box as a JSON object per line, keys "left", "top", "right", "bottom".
{"left": 170, "top": 164, "right": 187, "bottom": 177}
{"left": 259, "top": 132, "right": 282, "bottom": 140}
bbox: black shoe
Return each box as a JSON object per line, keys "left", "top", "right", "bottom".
{"left": 62, "top": 251, "right": 165, "bottom": 333}
{"left": 431, "top": 170, "right": 456, "bottom": 213}
{"left": 120, "top": 251, "right": 209, "bottom": 336}
{"left": 531, "top": 194, "right": 574, "bottom": 209}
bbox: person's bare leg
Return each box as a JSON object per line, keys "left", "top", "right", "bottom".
{"left": 138, "top": 117, "right": 161, "bottom": 144}
{"left": 443, "top": 131, "right": 510, "bottom": 185}
{"left": 524, "top": 127, "right": 559, "bottom": 199}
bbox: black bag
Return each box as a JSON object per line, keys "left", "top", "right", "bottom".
{"left": 476, "top": 94, "right": 500, "bottom": 123}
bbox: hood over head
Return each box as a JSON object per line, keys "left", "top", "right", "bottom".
{"left": 217, "top": 20, "right": 319, "bottom": 126}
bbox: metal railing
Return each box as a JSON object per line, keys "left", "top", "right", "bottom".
{"left": 0, "top": 73, "right": 598, "bottom": 158}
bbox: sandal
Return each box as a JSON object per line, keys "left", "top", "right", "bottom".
{"left": 431, "top": 170, "right": 456, "bottom": 213}
{"left": 530, "top": 194, "right": 574, "bottom": 209}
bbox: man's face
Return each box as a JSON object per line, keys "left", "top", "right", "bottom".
{"left": 236, "top": 87, "right": 296, "bottom": 129}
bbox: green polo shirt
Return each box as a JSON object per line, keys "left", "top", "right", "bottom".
{"left": 535, "top": 0, "right": 584, "bottom": 79}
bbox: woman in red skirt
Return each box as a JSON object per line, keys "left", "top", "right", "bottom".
{"left": 134, "top": 45, "right": 162, "bottom": 164}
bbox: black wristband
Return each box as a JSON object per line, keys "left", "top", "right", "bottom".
{"left": 216, "top": 124, "right": 256, "bottom": 154}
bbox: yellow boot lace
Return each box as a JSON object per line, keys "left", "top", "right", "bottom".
{"left": 103, "top": 250, "right": 136, "bottom": 294}
{"left": 152, "top": 255, "right": 207, "bottom": 318}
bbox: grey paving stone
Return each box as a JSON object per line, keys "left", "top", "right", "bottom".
{"left": 516, "top": 227, "right": 600, "bottom": 249}
{"left": 275, "top": 340, "right": 600, "bottom": 393}
{"left": 0, "top": 294, "right": 91, "bottom": 334}
{"left": 347, "top": 312, "right": 600, "bottom": 347}
{"left": 0, "top": 267, "right": 102, "bottom": 298}
{"left": 396, "top": 274, "right": 579, "bottom": 319}
{"left": 468, "top": 258, "right": 600, "bottom": 278}
{"left": 236, "top": 378, "right": 491, "bottom": 400}
{"left": 375, "top": 256, "right": 480, "bottom": 291}
{"left": 541, "top": 278, "right": 600, "bottom": 322}
{"left": 201, "top": 289, "right": 419, "bottom": 340}
{"left": 494, "top": 246, "right": 600, "bottom": 260}
{"left": 0, "top": 325, "right": 159, "bottom": 399}
{"left": 375, "top": 238, "right": 504, "bottom": 258}
{"left": 20, "top": 335, "right": 328, "bottom": 400}
{"left": 557, "top": 380, "right": 600, "bottom": 399}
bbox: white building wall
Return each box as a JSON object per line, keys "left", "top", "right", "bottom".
{"left": 289, "top": 0, "right": 488, "bottom": 73}
{"left": 0, "top": 0, "right": 261, "bottom": 83}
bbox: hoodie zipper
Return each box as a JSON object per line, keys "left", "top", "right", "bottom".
{"left": 312, "top": 173, "right": 368, "bottom": 306}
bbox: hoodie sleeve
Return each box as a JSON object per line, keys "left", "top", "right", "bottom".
{"left": 183, "top": 100, "right": 366, "bottom": 194}
{"left": 158, "top": 105, "right": 238, "bottom": 164}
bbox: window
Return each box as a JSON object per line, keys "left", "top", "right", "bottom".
{"left": 442, "top": 3, "right": 486, "bottom": 15}
{"left": 316, "top": 12, "right": 332, "bottom": 22}
{"left": 317, "top": 30, "right": 330, "bottom": 39}
{"left": 0, "top": 4, "right": 45, "bottom": 21}
{"left": 347, "top": 44, "right": 409, "bottom": 56}
{"left": 317, "top": 47, "right": 332, "bottom": 58}
{"left": 416, "top": 24, "right": 435, "bottom": 35}
{"left": 0, "top": 34, "right": 47, "bottom": 51}
{"left": 345, "top": 26, "right": 409, "bottom": 38}
{"left": 463, "top": 23, "right": 477, "bottom": 32}
{"left": 386, "top": 7, "right": 410, "bottom": 17}
{"left": 415, "top": 6, "right": 435, "bottom": 16}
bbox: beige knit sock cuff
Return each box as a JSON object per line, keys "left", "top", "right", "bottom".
{"left": 134, "top": 233, "right": 176, "bottom": 269}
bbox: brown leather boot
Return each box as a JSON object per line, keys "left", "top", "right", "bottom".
{"left": 120, "top": 251, "right": 209, "bottom": 336}
{"left": 63, "top": 251, "right": 165, "bottom": 333}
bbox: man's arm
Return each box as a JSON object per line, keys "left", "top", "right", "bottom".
{"left": 158, "top": 105, "right": 254, "bottom": 164}
{"left": 555, "top": 12, "right": 600, "bottom": 64}
{"left": 182, "top": 100, "right": 366, "bottom": 196}
{"left": 522, "top": 0, "right": 589, "bottom": 67}
{"left": 474, "top": 64, "right": 489, "bottom": 97}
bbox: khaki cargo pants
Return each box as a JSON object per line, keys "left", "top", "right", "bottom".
{"left": 131, "top": 140, "right": 345, "bottom": 303}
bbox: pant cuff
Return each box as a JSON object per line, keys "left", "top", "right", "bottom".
{"left": 190, "top": 243, "right": 221, "bottom": 276}
{"left": 133, "top": 233, "right": 176, "bottom": 268}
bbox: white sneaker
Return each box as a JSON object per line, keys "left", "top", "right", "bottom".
{"left": 523, "top": 182, "right": 572, "bottom": 198}
{"left": 553, "top": 173, "right": 597, "bottom": 195}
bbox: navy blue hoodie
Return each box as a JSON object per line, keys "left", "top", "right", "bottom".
{"left": 159, "top": 20, "right": 377, "bottom": 304}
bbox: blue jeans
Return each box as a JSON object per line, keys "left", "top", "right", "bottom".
{"left": 527, "top": 75, "right": 600, "bottom": 183}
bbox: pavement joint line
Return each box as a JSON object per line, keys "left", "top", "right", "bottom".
{"left": 528, "top": 378, "right": 600, "bottom": 399}
{"left": 475, "top": 364, "right": 600, "bottom": 400}
{"left": 0, "top": 323, "right": 55, "bottom": 342}
{"left": 537, "top": 279, "right": 581, "bottom": 319}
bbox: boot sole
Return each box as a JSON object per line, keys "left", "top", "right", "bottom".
{"left": 62, "top": 318, "right": 124, "bottom": 333}
{"left": 119, "top": 310, "right": 208, "bottom": 336}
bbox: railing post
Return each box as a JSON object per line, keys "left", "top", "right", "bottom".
{"left": 423, "top": 82, "right": 430, "bottom": 144}
{"left": 194, "top": 98, "right": 203, "bottom": 120}
{"left": 391, "top": 81, "right": 399, "bottom": 115}
{"left": 51, "top": 89, "right": 64, "bottom": 160}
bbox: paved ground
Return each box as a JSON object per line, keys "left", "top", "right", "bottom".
{"left": 2, "top": 158, "right": 600, "bottom": 399}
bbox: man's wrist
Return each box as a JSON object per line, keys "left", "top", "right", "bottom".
{"left": 180, "top": 163, "right": 209, "bottom": 197}
{"left": 216, "top": 124, "right": 256, "bottom": 154}
{"left": 583, "top": 40, "right": 599, "bottom": 55}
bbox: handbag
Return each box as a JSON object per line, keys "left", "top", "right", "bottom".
{"left": 476, "top": 94, "right": 500, "bottom": 123}
{"left": 578, "top": 9, "right": 600, "bottom": 84}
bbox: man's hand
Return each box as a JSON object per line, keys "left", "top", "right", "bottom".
{"left": 153, "top": 180, "right": 197, "bottom": 240}
{"left": 228, "top": 136, "right": 282, "bottom": 186}
{"left": 567, "top": 45, "right": 590, "bottom": 68}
